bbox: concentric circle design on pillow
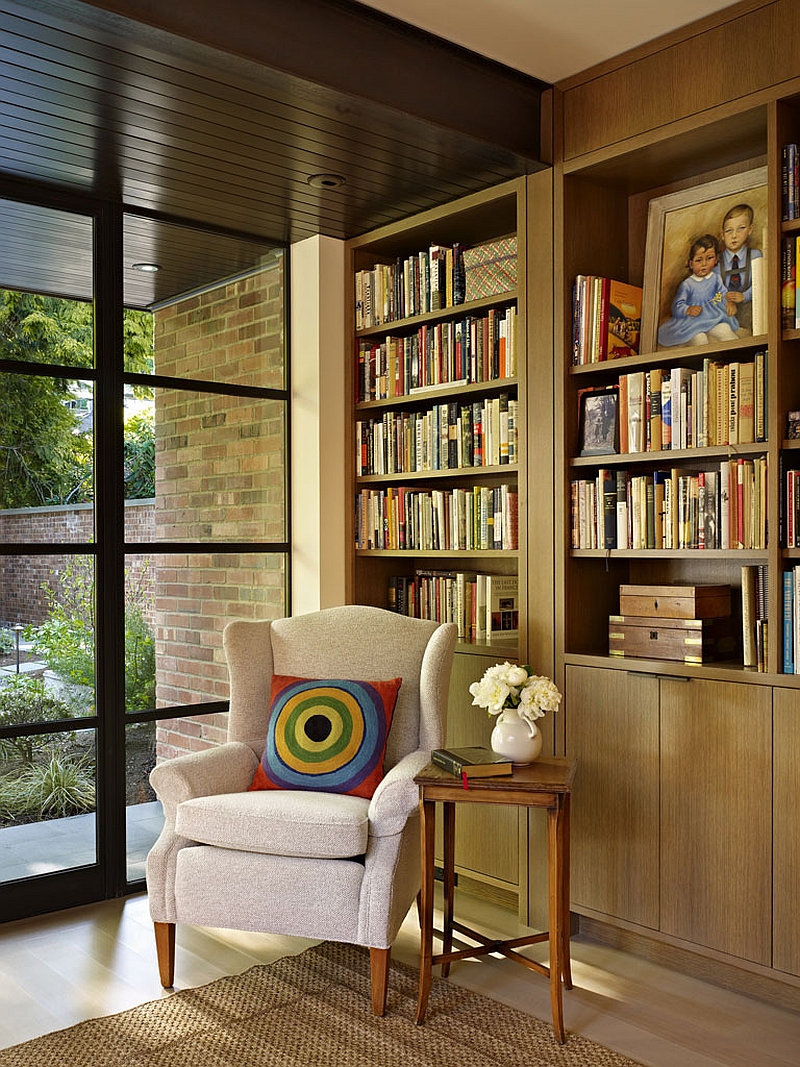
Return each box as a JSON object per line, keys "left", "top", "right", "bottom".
{"left": 250, "top": 675, "right": 402, "bottom": 797}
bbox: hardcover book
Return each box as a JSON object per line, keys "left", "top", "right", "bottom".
{"left": 431, "top": 747, "right": 513, "bottom": 779}
{"left": 604, "top": 279, "right": 643, "bottom": 359}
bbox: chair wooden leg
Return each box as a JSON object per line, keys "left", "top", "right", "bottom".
{"left": 154, "top": 921, "right": 176, "bottom": 988}
{"left": 369, "top": 946, "right": 391, "bottom": 1016}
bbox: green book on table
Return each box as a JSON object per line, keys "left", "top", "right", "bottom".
{"left": 431, "top": 746, "right": 512, "bottom": 779}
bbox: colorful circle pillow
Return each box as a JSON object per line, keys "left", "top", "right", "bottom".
{"left": 249, "top": 674, "right": 402, "bottom": 798}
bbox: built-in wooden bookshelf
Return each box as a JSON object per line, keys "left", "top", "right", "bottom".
{"left": 345, "top": 179, "right": 528, "bottom": 658}
{"left": 554, "top": 1, "right": 800, "bottom": 990}
{"left": 345, "top": 175, "right": 555, "bottom": 918}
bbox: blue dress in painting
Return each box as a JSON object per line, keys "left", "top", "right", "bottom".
{"left": 657, "top": 273, "right": 739, "bottom": 347}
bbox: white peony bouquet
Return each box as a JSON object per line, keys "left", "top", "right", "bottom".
{"left": 468, "top": 661, "right": 561, "bottom": 736}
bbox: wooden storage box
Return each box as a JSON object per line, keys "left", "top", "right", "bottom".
{"left": 608, "top": 615, "right": 735, "bottom": 663}
{"left": 462, "top": 235, "right": 517, "bottom": 301}
{"left": 618, "top": 583, "right": 731, "bottom": 620}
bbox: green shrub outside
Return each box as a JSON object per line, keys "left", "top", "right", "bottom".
{"left": 0, "top": 676, "right": 81, "bottom": 764}
{"left": 27, "top": 557, "right": 156, "bottom": 711}
{"left": 0, "top": 748, "right": 95, "bottom": 821}
{"left": 0, "top": 629, "right": 14, "bottom": 656}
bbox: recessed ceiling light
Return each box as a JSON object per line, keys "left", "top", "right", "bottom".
{"left": 132, "top": 262, "right": 160, "bottom": 272}
{"left": 307, "top": 173, "right": 346, "bottom": 189}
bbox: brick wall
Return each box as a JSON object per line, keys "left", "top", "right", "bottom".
{"left": 0, "top": 501, "right": 155, "bottom": 626}
{"left": 152, "top": 261, "right": 286, "bottom": 759}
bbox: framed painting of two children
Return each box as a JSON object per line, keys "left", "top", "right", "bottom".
{"left": 642, "top": 167, "right": 768, "bottom": 353}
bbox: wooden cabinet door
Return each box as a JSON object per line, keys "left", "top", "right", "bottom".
{"left": 565, "top": 665, "right": 659, "bottom": 928}
{"left": 660, "top": 678, "right": 771, "bottom": 965}
{"left": 774, "top": 687, "right": 800, "bottom": 976}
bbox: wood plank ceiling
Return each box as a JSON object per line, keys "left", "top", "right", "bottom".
{"left": 0, "top": 0, "right": 546, "bottom": 308}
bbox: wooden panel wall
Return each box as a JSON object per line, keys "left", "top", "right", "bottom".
{"left": 559, "top": 0, "right": 798, "bottom": 160}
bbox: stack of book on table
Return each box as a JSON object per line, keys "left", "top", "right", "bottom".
{"left": 431, "top": 747, "right": 512, "bottom": 780}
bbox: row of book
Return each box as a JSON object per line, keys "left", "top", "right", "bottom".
{"left": 355, "top": 307, "right": 517, "bottom": 402}
{"left": 583, "top": 354, "right": 768, "bottom": 457}
{"left": 782, "top": 143, "right": 800, "bottom": 221}
{"left": 571, "top": 276, "right": 643, "bottom": 364}
{"left": 388, "top": 570, "right": 518, "bottom": 643}
{"left": 355, "top": 484, "right": 518, "bottom": 552}
{"left": 355, "top": 394, "right": 518, "bottom": 476}
{"left": 354, "top": 243, "right": 467, "bottom": 330}
{"left": 570, "top": 458, "right": 768, "bottom": 551}
{"left": 742, "top": 564, "right": 768, "bottom": 671}
{"left": 780, "top": 235, "right": 800, "bottom": 329}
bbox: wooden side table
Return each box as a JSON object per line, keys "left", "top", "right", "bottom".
{"left": 414, "top": 756, "right": 578, "bottom": 1043}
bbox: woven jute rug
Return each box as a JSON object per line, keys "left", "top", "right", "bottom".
{"left": 0, "top": 940, "right": 644, "bottom": 1066}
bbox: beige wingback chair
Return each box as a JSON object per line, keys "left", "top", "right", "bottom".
{"left": 146, "top": 606, "right": 457, "bottom": 1014}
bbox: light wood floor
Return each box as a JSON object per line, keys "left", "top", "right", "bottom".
{"left": 0, "top": 890, "right": 798, "bottom": 1065}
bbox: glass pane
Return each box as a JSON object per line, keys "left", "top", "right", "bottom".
{"left": 125, "top": 388, "right": 286, "bottom": 543}
{"left": 0, "top": 376, "right": 94, "bottom": 518}
{"left": 125, "top": 552, "right": 286, "bottom": 712}
{"left": 0, "top": 555, "right": 96, "bottom": 715}
{"left": 125, "top": 720, "right": 160, "bottom": 882}
{"left": 124, "top": 214, "right": 285, "bottom": 391}
{"left": 0, "top": 729, "right": 97, "bottom": 883}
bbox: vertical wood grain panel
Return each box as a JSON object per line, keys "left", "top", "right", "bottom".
{"left": 565, "top": 665, "right": 660, "bottom": 928}
{"left": 774, "top": 687, "right": 800, "bottom": 976}
{"left": 660, "top": 678, "right": 771, "bottom": 964}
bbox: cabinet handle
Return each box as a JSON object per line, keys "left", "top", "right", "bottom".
{"left": 625, "top": 671, "right": 690, "bottom": 682}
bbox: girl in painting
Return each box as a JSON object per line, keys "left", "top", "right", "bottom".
{"left": 657, "top": 234, "right": 739, "bottom": 347}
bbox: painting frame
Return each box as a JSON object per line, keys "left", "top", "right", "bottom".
{"left": 641, "top": 166, "right": 768, "bottom": 354}
{"left": 578, "top": 386, "right": 619, "bottom": 457}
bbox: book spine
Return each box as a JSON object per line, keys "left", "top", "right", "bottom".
{"left": 431, "top": 750, "right": 464, "bottom": 776}
{"left": 742, "top": 564, "right": 758, "bottom": 668}
{"left": 785, "top": 570, "right": 796, "bottom": 674}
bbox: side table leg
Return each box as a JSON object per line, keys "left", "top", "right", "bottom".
{"left": 441, "top": 800, "right": 456, "bottom": 978}
{"left": 560, "top": 795, "right": 573, "bottom": 989}
{"left": 415, "top": 795, "right": 436, "bottom": 1025}
{"left": 547, "top": 805, "right": 566, "bottom": 1044}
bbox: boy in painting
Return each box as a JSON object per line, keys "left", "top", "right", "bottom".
{"left": 657, "top": 234, "right": 739, "bottom": 347}
{"left": 718, "top": 202, "right": 762, "bottom": 333}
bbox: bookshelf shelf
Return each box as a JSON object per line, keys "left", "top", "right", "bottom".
{"left": 354, "top": 548, "right": 518, "bottom": 559}
{"left": 562, "top": 650, "right": 790, "bottom": 684}
{"left": 355, "top": 376, "right": 518, "bottom": 411}
{"left": 570, "top": 443, "right": 766, "bottom": 468}
{"left": 569, "top": 335, "right": 767, "bottom": 376}
{"left": 570, "top": 548, "right": 769, "bottom": 560}
{"left": 355, "top": 291, "right": 519, "bottom": 339}
{"left": 356, "top": 464, "right": 518, "bottom": 485}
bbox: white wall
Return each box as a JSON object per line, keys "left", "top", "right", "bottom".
{"left": 289, "top": 235, "right": 348, "bottom": 614}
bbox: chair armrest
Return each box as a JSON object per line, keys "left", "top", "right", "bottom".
{"left": 368, "top": 749, "right": 430, "bottom": 836}
{"left": 150, "top": 742, "right": 259, "bottom": 826}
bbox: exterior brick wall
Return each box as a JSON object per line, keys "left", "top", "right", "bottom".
{"left": 0, "top": 501, "right": 155, "bottom": 627}
{"left": 152, "top": 261, "right": 286, "bottom": 760}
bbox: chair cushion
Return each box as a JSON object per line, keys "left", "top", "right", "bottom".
{"left": 249, "top": 674, "right": 402, "bottom": 798}
{"left": 175, "top": 790, "right": 371, "bottom": 858}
